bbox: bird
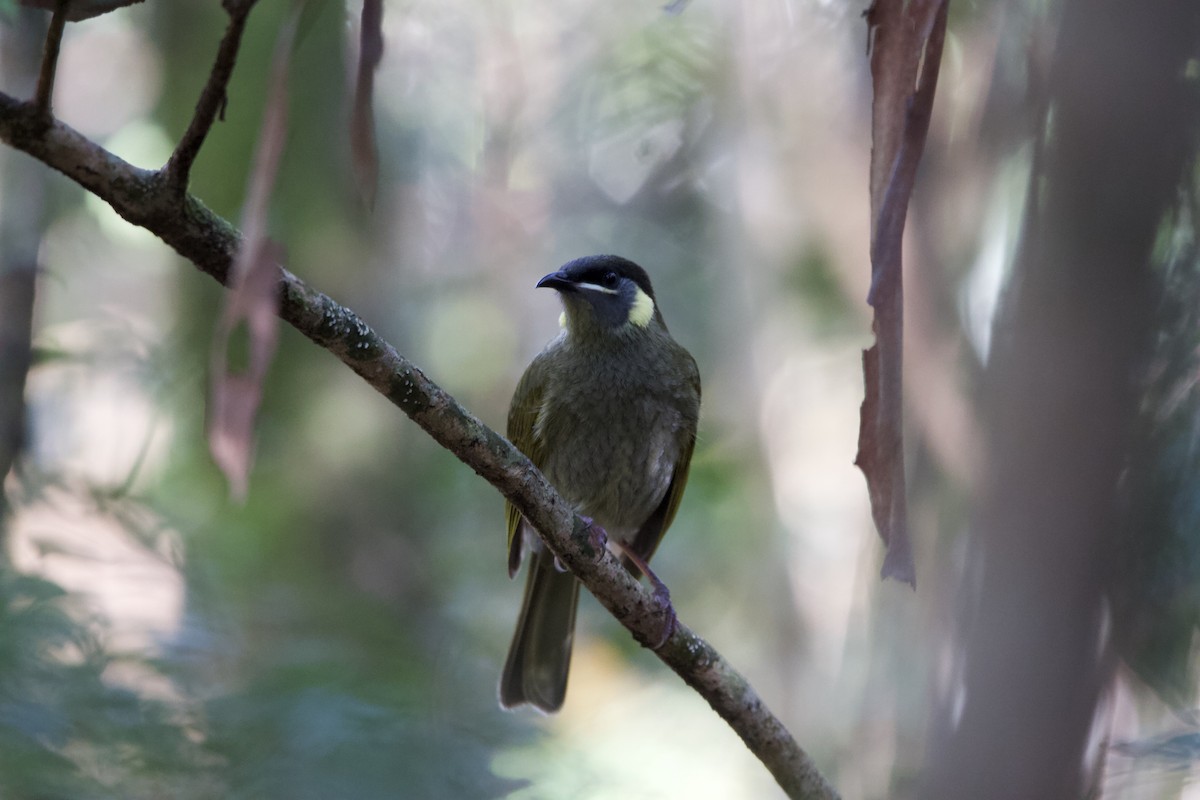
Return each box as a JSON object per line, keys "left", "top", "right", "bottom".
{"left": 500, "top": 254, "right": 701, "bottom": 713}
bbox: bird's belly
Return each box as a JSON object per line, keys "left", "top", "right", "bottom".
{"left": 539, "top": 406, "right": 682, "bottom": 544}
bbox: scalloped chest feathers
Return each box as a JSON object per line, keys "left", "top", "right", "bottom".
{"left": 533, "top": 339, "right": 695, "bottom": 543}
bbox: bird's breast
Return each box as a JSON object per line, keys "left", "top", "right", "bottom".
{"left": 535, "top": 361, "right": 690, "bottom": 543}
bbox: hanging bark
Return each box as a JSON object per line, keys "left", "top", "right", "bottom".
{"left": 857, "top": 0, "right": 950, "bottom": 587}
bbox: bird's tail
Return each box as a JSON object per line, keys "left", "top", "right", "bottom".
{"left": 499, "top": 545, "right": 581, "bottom": 713}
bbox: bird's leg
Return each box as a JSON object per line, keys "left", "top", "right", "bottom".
{"left": 612, "top": 542, "right": 677, "bottom": 650}
{"left": 569, "top": 517, "right": 676, "bottom": 648}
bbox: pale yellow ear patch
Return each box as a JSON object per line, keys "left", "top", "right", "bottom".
{"left": 559, "top": 311, "right": 567, "bottom": 329}
{"left": 629, "top": 286, "right": 655, "bottom": 328}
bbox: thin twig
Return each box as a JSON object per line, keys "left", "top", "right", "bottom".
{"left": 33, "top": 0, "right": 70, "bottom": 118}
{"left": 0, "top": 93, "right": 840, "bottom": 799}
{"left": 162, "top": 0, "right": 258, "bottom": 191}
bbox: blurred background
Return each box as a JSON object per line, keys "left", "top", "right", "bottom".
{"left": 1, "top": 0, "right": 1199, "bottom": 798}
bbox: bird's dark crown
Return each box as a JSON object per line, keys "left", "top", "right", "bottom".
{"left": 556, "top": 255, "right": 657, "bottom": 302}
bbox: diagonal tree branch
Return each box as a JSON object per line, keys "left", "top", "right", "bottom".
{"left": 0, "top": 92, "right": 840, "bottom": 800}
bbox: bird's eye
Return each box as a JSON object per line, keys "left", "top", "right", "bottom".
{"left": 601, "top": 271, "right": 619, "bottom": 289}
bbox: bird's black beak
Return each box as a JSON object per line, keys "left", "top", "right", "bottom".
{"left": 536, "top": 270, "right": 575, "bottom": 292}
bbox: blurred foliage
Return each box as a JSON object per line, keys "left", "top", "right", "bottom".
{"left": 0, "top": 566, "right": 209, "bottom": 799}
{"left": 1112, "top": 201, "right": 1200, "bottom": 709}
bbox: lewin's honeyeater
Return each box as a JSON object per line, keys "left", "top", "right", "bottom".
{"left": 500, "top": 255, "right": 701, "bottom": 713}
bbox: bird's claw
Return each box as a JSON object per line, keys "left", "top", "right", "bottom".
{"left": 649, "top": 580, "right": 677, "bottom": 650}
{"left": 555, "top": 517, "right": 610, "bottom": 572}
{"left": 580, "top": 515, "right": 608, "bottom": 560}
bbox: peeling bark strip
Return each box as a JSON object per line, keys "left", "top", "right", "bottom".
{"left": 207, "top": 11, "right": 295, "bottom": 500}
{"left": 0, "top": 87, "right": 840, "bottom": 799}
{"left": 350, "top": 0, "right": 384, "bottom": 208}
{"left": 855, "top": 0, "right": 949, "bottom": 587}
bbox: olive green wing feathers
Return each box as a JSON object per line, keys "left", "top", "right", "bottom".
{"left": 628, "top": 352, "right": 702, "bottom": 563}
{"left": 506, "top": 355, "right": 550, "bottom": 578}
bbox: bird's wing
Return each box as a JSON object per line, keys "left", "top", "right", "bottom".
{"left": 628, "top": 357, "right": 702, "bottom": 563}
{"left": 506, "top": 354, "right": 550, "bottom": 577}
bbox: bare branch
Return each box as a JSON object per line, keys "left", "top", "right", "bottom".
{"left": 0, "top": 92, "right": 840, "bottom": 799}
{"left": 32, "top": 0, "right": 69, "bottom": 117}
{"left": 162, "top": 0, "right": 257, "bottom": 191}
{"left": 20, "top": 0, "right": 147, "bottom": 22}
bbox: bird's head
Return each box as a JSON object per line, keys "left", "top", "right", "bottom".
{"left": 536, "top": 255, "right": 664, "bottom": 337}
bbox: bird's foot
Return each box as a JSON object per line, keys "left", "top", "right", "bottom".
{"left": 649, "top": 581, "right": 678, "bottom": 651}
{"left": 579, "top": 515, "right": 609, "bottom": 559}
{"left": 613, "top": 542, "right": 677, "bottom": 650}
{"left": 554, "top": 517, "right": 610, "bottom": 573}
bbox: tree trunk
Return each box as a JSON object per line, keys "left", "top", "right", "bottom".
{"left": 922, "top": 1, "right": 1200, "bottom": 797}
